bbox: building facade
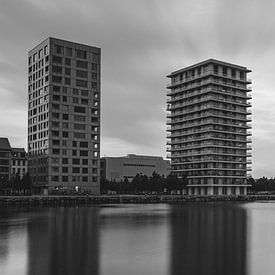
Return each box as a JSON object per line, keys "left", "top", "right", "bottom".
{"left": 0, "top": 138, "right": 12, "bottom": 182}
{"left": 101, "top": 154, "right": 170, "bottom": 181}
{"left": 166, "top": 59, "right": 252, "bottom": 195}
{"left": 28, "top": 37, "right": 100, "bottom": 194}
{"left": 11, "top": 148, "right": 27, "bottom": 179}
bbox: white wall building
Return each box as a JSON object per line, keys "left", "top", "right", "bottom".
{"left": 101, "top": 154, "right": 170, "bottom": 181}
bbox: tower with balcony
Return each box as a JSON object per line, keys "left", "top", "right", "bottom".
{"left": 28, "top": 37, "right": 100, "bottom": 194}
{"left": 166, "top": 59, "right": 252, "bottom": 195}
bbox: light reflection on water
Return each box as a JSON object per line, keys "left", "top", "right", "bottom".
{"left": 0, "top": 203, "right": 275, "bottom": 275}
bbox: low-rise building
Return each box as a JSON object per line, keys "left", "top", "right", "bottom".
{"left": 11, "top": 148, "right": 27, "bottom": 179}
{"left": 0, "top": 138, "right": 28, "bottom": 183}
{"left": 100, "top": 154, "right": 170, "bottom": 181}
{"left": 0, "top": 138, "right": 12, "bottom": 182}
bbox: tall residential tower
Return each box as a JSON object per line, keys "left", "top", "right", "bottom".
{"left": 28, "top": 37, "right": 100, "bottom": 194}
{"left": 167, "top": 59, "right": 252, "bottom": 195}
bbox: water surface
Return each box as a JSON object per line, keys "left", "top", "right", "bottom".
{"left": 0, "top": 202, "right": 274, "bottom": 275}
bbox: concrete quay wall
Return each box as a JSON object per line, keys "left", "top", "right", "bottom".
{"left": 0, "top": 194, "right": 274, "bottom": 207}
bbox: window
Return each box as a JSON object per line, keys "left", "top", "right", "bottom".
{"left": 73, "top": 88, "right": 79, "bottom": 95}
{"left": 80, "top": 150, "right": 88, "bottom": 156}
{"left": 53, "top": 149, "right": 60, "bottom": 155}
{"left": 74, "top": 115, "right": 85, "bottom": 122}
{"left": 52, "top": 55, "right": 62, "bottom": 64}
{"left": 52, "top": 121, "right": 59, "bottom": 128}
{"left": 62, "top": 122, "right": 69, "bottom": 128}
{"left": 52, "top": 131, "right": 59, "bottom": 137}
{"left": 62, "top": 158, "right": 68, "bottom": 164}
{"left": 74, "top": 132, "right": 85, "bottom": 139}
{"left": 53, "top": 95, "right": 60, "bottom": 101}
{"left": 65, "top": 78, "right": 71, "bottom": 85}
{"left": 91, "top": 73, "right": 97, "bottom": 80}
{"left": 81, "top": 99, "right": 88, "bottom": 105}
{"left": 63, "top": 114, "right": 69, "bottom": 120}
{"left": 82, "top": 159, "right": 88, "bottom": 165}
{"left": 76, "top": 70, "right": 88, "bottom": 78}
{"left": 82, "top": 176, "right": 88, "bottom": 182}
{"left": 62, "top": 131, "right": 68, "bottom": 138}
{"left": 62, "top": 167, "right": 68, "bottom": 173}
{"left": 76, "top": 79, "right": 87, "bottom": 88}
{"left": 91, "top": 63, "right": 97, "bottom": 71}
{"left": 65, "top": 47, "right": 72, "bottom": 57}
{"left": 51, "top": 176, "right": 59, "bottom": 181}
{"left": 81, "top": 90, "right": 88, "bottom": 96}
{"left": 65, "top": 68, "right": 71, "bottom": 75}
{"left": 73, "top": 167, "right": 80, "bottom": 173}
{"left": 63, "top": 96, "right": 67, "bottom": 102}
{"left": 52, "top": 103, "right": 59, "bottom": 110}
{"left": 75, "top": 49, "right": 87, "bottom": 59}
{"left": 65, "top": 58, "right": 71, "bottom": 66}
{"left": 80, "top": 141, "right": 88, "bottom": 148}
{"left": 82, "top": 168, "right": 88, "bottom": 173}
{"left": 44, "top": 45, "right": 48, "bottom": 55}
{"left": 54, "top": 45, "right": 64, "bottom": 54}
{"left": 62, "top": 176, "right": 68, "bottom": 182}
{"left": 76, "top": 60, "right": 88, "bottom": 69}
{"left": 240, "top": 71, "right": 244, "bottom": 79}
{"left": 52, "top": 112, "right": 59, "bottom": 119}
{"left": 73, "top": 141, "right": 77, "bottom": 147}
{"left": 52, "top": 65, "right": 62, "bottom": 74}
{"left": 214, "top": 65, "right": 219, "bottom": 74}
{"left": 53, "top": 86, "right": 60, "bottom": 92}
{"left": 92, "top": 168, "right": 97, "bottom": 174}
{"left": 73, "top": 159, "right": 80, "bottom": 164}
{"left": 53, "top": 140, "right": 60, "bottom": 145}
{"left": 73, "top": 97, "right": 79, "bottom": 104}
{"left": 74, "top": 123, "right": 85, "bottom": 130}
{"left": 52, "top": 75, "right": 62, "bottom": 83}
{"left": 74, "top": 106, "right": 86, "bottom": 113}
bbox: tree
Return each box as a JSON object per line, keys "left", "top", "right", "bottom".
{"left": 21, "top": 172, "right": 32, "bottom": 194}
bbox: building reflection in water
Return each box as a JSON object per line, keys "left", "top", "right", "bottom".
{"left": 27, "top": 207, "right": 99, "bottom": 275}
{"left": 170, "top": 203, "right": 247, "bottom": 275}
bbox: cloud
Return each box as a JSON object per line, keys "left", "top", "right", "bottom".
{"left": 0, "top": 0, "right": 275, "bottom": 177}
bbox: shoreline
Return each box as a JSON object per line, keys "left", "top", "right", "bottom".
{"left": 0, "top": 194, "right": 274, "bottom": 207}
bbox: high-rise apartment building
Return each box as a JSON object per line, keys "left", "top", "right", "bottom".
{"left": 28, "top": 37, "right": 100, "bottom": 194}
{"left": 167, "top": 59, "right": 252, "bottom": 195}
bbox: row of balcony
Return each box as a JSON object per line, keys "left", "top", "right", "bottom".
{"left": 168, "top": 70, "right": 251, "bottom": 88}
{"left": 167, "top": 78, "right": 251, "bottom": 95}
{"left": 168, "top": 136, "right": 251, "bottom": 145}
{"left": 167, "top": 113, "right": 251, "bottom": 125}
{"left": 167, "top": 96, "right": 251, "bottom": 111}
{"left": 167, "top": 86, "right": 251, "bottom": 101}
{"left": 171, "top": 159, "right": 251, "bottom": 165}
{"left": 167, "top": 106, "right": 251, "bottom": 118}
{"left": 167, "top": 121, "right": 251, "bottom": 132}
{"left": 167, "top": 151, "right": 252, "bottom": 158}
{"left": 167, "top": 128, "right": 252, "bottom": 138}
{"left": 167, "top": 144, "right": 252, "bottom": 151}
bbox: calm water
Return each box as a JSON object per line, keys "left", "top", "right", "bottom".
{"left": 0, "top": 202, "right": 274, "bottom": 275}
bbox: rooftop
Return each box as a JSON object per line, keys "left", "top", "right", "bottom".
{"left": 0, "top": 138, "right": 11, "bottom": 150}
{"left": 167, "top": 58, "right": 251, "bottom": 77}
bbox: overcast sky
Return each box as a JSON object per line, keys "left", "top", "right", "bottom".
{"left": 0, "top": 0, "right": 275, "bottom": 178}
